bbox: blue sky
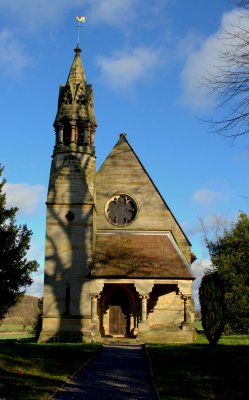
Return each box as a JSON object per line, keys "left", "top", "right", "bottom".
{"left": 0, "top": 0, "right": 248, "bottom": 304}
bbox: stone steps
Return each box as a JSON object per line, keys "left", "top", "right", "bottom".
{"left": 102, "top": 336, "right": 139, "bottom": 344}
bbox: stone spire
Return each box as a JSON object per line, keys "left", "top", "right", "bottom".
{"left": 67, "top": 47, "right": 87, "bottom": 85}
{"left": 53, "top": 47, "right": 97, "bottom": 155}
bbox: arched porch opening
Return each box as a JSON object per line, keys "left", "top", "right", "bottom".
{"left": 99, "top": 284, "right": 139, "bottom": 337}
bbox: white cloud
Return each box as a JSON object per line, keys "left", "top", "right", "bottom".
{"left": 88, "top": 0, "right": 136, "bottom": 26}
{"left": 193, "top": 189, "right": 222, "bottom": 205}
{"left": 0, "top": 0, "right": 136, "bottom": 32}
{"left": 192, "top": 259, "right": 212, "bottom": 279}
{"left": 0, "top": 0, "right": 83, "bottom": 32}
{"left": 25, "top": 267, "right": 44, "bottom": 297}
{"left": 180, "top": 34, "right": 219, "bottom": 111}
{"left": 0, "top": 30, "right": 29, "bottom": 76}
{"left": 97, "top": 46, "right": 163, "bottom": 90}
{"left": 180, "top": 8, "right": 249, "bottom": 111}
{"left": 5, "top": 183, "right": 46, "bottom": 215}
{"left": 27, "top": 238, "right": 45, "bottom": 263}
{"left": 192, "top": 259, "right": 213, "bottom": 308}
{"left": 25, "top": 232, "right": 45, "bottom": 298}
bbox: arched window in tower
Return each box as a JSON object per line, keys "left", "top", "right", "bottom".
{"left": 83, "top": 129, "right": 89, "bottom": 145}
{"left": 78, "top": 128, "right": 84, "bottom": 146}
{"left": 63, "top": 123, "right": 71, "bottom": 146}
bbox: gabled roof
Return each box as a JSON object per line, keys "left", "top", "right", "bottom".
{"left": 92, "top": 232, "right": 194, "bottom": 279}
{"left": 97, "top": 134, "right": 191, "bottom": 246}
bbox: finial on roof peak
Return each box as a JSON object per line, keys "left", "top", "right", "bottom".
{"left": 74, "top": 46, "right": 82, "bottom": 54}
{"left": 119, "top": 133, "right": 127, "bottom": 140}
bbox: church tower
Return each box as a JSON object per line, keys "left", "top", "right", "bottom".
{"left": 40, "top": 47, "right": 98, "bottom": 341}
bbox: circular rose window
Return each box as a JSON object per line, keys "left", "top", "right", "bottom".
{"left": 105, "top": 194, "right": 137, "bottom": 226}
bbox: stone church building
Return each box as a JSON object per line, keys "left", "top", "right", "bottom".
{"left": 39, "top": 46, "right": 195, "bottom": 343}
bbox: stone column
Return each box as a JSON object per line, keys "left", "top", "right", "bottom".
{"left": 181, "top": 295, "right": 192, "bottom": 330}
{"left": 90, "top": 294, "right": 100, "bottom": 322}
{"left": 70, "top": 121, "right": 76, "bottom": 143}
{"left": 90, "top": 128, "right": 95, "bottom": 146}
{"left": 70, "top": 121, "right": 77, "bottom": 148}
{"left": 140, "top": 294, "right": 149, "bottom": 322}
{"left": 100, "top": 305, "right": 106, "bottom": 336}
{"left": 83, "top": 128, "right": 89, "bottom": 145}
{"left": 130, "top": 306, "right": 138, "bottom": 335}
{"left": 57, "top": 124, "right": 64, "bottom": 145}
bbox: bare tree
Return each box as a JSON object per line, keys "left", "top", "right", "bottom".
{"left": 236, "top": 0, "right": 249, "bottom": 8}
{"left": 199, "top": 214, "right": 229, "bottom": 245}
{"left": 206, "top": 1, "right": 249, "bottom": 143}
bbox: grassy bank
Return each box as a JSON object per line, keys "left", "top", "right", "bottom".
{"left": 0, "top": 325, "right": 33, "bottom": 340}
{"left": 147, "top": 336, "right": 249, "bottom": 400}
{"left": 0, "top": 341, "right": 101, "bottom": 400}
{"left": 0, "top": 325, "right": 32, "bottom": 332}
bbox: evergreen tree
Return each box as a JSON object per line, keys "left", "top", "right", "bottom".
{"left": 32, "top": 297, "right": 43, "bottom": 341}
{"left": 199, "top": 271, "right": 224, "bottom": 345}
{"left": 206, "top": 212, "right": 249, "bottom": 334}
{"left": 0, "top": 165, "right": 39, "bottom": 320}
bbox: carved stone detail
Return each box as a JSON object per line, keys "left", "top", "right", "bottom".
{"left": 181, "top": 294, "right": 192, "bottom": 325}
{"left": 140, "top": 294, "right": 149, "bottom": 322}
{"left": 105, "top": 194, "right": 137, "bottom": 226}
{"left": 75, "top": 85, "right": 87, "bottom": 105}
{"left": 88, "top": 91, "right": 94, "bottom": 110}
{"left": 62, "top": 85, "right": 72, "bottom": 105}
{"left": 90, "top": 293, "right": 101, "bottom": 321}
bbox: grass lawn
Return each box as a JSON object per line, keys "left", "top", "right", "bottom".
{"left": 0, "top": 325, "right": 32, "bottom": 332}
{"left": 195, "top": 320, "right": 203, "bottom": 331}
{"left": 0, "top": 340, "right": 101, "bottom": 400}
{"left": 0, "top": 333, "right": 34, "bottom": 340}
{"left": 147, "top": 335, "right": 249, "bottom": 400}
{"left": 0, "top": 326, "right": 33, "bottom": 341}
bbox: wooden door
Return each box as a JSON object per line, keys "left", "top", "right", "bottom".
{"left": 109, "top": 305, "right": 126, "bottom": 336}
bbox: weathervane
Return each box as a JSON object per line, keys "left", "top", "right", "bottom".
{"left": 75, "top": 15, "right": 86, "bottom": 47}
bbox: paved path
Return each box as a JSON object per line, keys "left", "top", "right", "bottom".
{"left": 51, "top": 343, "right": 158, "bottom": 400}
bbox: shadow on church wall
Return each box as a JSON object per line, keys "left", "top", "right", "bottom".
{"left": 41, "top": 149, "right": 94, "bottom": 342}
